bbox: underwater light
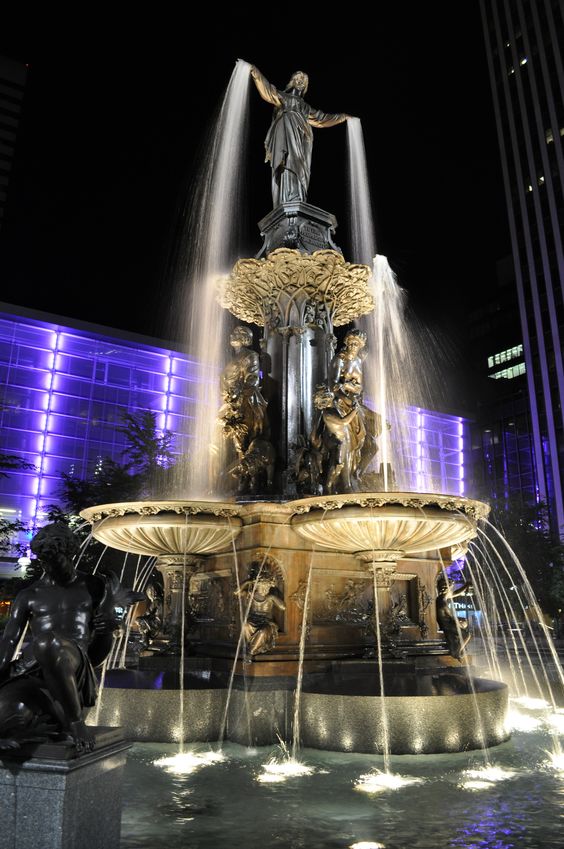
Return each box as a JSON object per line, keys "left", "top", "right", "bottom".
{"left": 350, "top": 843, "right": 386, "bottom": 849}
{"left": 511, "top": 696, "right": 551, "bottom": 710}
{"left": 256, "top": 758, "right": 314, "bottom": 784}
{"left": 154, "top": 749, "right": 225, "bottom": 775}
{"left": 354, "top": 770, "right": 423, "bottom": 794}
{"left": 460, "top": 765, "right": 516, "bottom": 789}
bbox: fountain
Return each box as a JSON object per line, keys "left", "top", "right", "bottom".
{"left": 76, "top": 60, "right": 512, "bottom": 758}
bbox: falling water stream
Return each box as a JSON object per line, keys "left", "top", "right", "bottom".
{"left": 346, "top": 119, "right": 451, "bottom": 494}
{"left": 218, "top": 545, "right": 273, "bottom": 748}
{"left": 371, "top": 568, "right": 391, "bottom": 774}
{"left": 171, "top": 60, "right": 252, "bottom": 498}
{"left": 290, "top": 551, "right": 315, "bottom": 761}
{"left": 437, "top": 556, "right": 491, "bottom": 766}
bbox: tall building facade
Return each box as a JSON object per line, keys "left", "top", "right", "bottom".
{"left": 467, "top": 257, "right": 537, "bottom": 506}
{"left": 480, "top": 0, "right": 564, "bottom": 534}
{"left": 0, "top": 56, "right": 27, "bottom": 231}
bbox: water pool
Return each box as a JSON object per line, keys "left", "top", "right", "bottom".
{"left": 120, "top": 724, "right": 564, "bottom": 848}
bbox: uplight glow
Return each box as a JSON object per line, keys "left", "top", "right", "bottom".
{"left": 459, "top": 765, "right": 516, "bottom": 789}
{"left": 511, "top": 696, "right": 551, "bottom": 710}
{"left": 350, "top": 843, "right": 385, "bottom": 849}
{"left": 354, "top": 770, "right": 423, "bottom": 794}
{"left": 154, "top": 749, "right": 225, "bottom": 775}
{"left": 256, "top": 758, "right": 314, "bottom": 784}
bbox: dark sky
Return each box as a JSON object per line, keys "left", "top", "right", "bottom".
{"left": 0, "top": 8, "right": 510, "bottom": 352}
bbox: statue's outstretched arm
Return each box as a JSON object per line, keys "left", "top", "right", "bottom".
{"left": 250, "top": 66, "right": 282, "bottom": 108}
{"left": 308, "top": 108, "right": 349, "bottom": 129}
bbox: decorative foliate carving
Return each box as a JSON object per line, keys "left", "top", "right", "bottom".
{"left": 217, "top": 248, "right": 374, "bottom": 328}
{"left": 291, "top": 493, "right": 490, "bottom": 521}
{"left": 82, "top": 501, "right": 242, "bottom": 524}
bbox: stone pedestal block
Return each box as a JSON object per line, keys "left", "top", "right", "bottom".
{"left": 0, "top": 728, "right": 130, "bottom": 849}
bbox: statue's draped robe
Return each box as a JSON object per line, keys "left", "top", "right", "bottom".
{"left": 330, "top": 350, "right": 366, "bottom": 469}
{"left": 220, "top": 347, "right": 268, "bottom": 457}
{"left": 251, "top": 68, "right": 347, "bottom": 204}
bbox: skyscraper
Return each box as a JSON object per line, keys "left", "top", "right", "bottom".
{"left": 0, "top": 55, "right": 27, "bottom": 231}
{"left": 480, "top": 0, "right": 564, "bottom": 535}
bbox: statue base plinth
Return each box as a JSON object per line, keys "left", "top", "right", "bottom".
{"left": 257, "top": 201, "right": 341, "bottom": 256}
{"left": 0, "top": 727, "right": 130, "bottom": 849}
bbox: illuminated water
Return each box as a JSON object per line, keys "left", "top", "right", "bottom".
{"left": 121, "top": 728, "right": 564, "bottom": 848}
{"left": 346, "top": 121, "right": 451, "bottom": 493}
{"left": 170, "top": 59, "right": 252, "bottom": 497}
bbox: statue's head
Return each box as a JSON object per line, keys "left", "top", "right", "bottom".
{"left": 230, "top": 326, "right": 253, "bottom": 349}
{"left": 286, "top": 71, "right": 309, "bottom": 95}
{"left": 342, "top": 329, "right": 367, "bottom": 358}
{"left": 343, "top": 329, "right": 367, "bottom": 350}
{"left": 30, "top": 522, "right": 80, "bottom": 584}
{"left": 247, "top": 558, "right": 278, "bottom": 589}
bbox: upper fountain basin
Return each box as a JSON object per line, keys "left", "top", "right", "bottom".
{"left": 80, "top": 501, "right": 243, "bottom": 557}
{"left": 290, "top": 492, "right": 489, "bottom": 559}
{"left": 81, "top": 493, "right": 489, "bottom": 560}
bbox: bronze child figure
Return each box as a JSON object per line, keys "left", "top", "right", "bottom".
{"left": 0, "top": 522, "right": 144, "bottom": 753}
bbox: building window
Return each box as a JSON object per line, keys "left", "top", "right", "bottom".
{"left": 488, "top": 344, "right": 523, "bottom": 369}
{"left": 489, "top": 362, "right": 526, "bottom": 380}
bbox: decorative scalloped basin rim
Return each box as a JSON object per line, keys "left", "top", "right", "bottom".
{"left": 80, "top": 493, "right": 489, "bottom": 558}
{"left": 290, "top": 492, "right": 488, "bottom": 556}
{"left": 80, "top": 501, "right": 243, "bottom": 557}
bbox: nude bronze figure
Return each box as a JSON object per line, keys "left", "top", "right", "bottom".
{"left": 0, "top": 522, "right": 144, "bottom": 752}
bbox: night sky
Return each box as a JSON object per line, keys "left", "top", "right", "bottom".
{"left": 0, "top": 8, "right": 510, "bottom": 362}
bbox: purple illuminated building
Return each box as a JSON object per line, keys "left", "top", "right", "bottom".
{"left": 0, "top": 303, "right": 195, "bottom": 534}
{"left": 0, "top": 302, "right": 468, "bottom": 545}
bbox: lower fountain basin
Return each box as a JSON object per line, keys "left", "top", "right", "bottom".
{"left": 92, "top": 670, "right": 508, "bottom": 755}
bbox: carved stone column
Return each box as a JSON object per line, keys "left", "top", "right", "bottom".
{"left": 156, "top": 555, "right": 202, "bottom": 646}
{"left": 358, "top": 550, "right": 403, "bottom": 632}
{"left": 217, "top": 245, "right": 373, "bottom": 495}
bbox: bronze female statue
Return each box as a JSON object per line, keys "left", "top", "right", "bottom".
{"left": 250, "top": 66, "right": 349, "bottom": 207}
{"left": 218, "top": 325, "right": 269, "bottom": 460}
{"left": 329, "top": 329, "right": 368, "bottom": 482}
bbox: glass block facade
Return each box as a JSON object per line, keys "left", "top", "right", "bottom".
{"left": 0, "top": 306, "right": 197, "bottom": 528}
{"left": 403, "top": 408, "right": 466, "bottom": 497}
{"left": 0, "top": 306, "right": 468, "bottom": 532}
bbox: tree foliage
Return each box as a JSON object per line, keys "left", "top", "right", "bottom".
{"left": 488, "top": 498, "right": 564, "bottom": 618}
{"left": 0, "top": 453, "right": 36, "bottom": 555}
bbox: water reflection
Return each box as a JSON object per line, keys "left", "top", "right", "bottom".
{"left": 121, "top": 737, "right": 564, "bottom": 849}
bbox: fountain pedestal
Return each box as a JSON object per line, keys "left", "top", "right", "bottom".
{"left": 257, "top": 201, "right": 341, "bottom": 257}
{"left": 0, "top": 729, "right": 130, "bottom": 849}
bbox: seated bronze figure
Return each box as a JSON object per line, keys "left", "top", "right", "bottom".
{"left": 0, "top": 522, "right": 144, "bottom": 753}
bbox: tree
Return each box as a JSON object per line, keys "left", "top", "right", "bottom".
{"left": 116, "top": 411, "right": 174, "bottom": 475}
{"left": 51, "top": 411, "right": 176, "bottom": 579}
{"left": 0, "top": 453, "right": 35, "bottom": 556}
{"left": 488, "top": 497, "right": 564, "bottom": 618}
{"left": 0, "top": 453, "right": 36, "bottom": 478}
